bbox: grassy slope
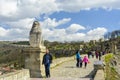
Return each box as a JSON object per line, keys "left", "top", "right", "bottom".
{"left": 104, "top": 54, "right": 120, "bottom": 80}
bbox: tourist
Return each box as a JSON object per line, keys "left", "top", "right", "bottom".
{"left": 87, "top": 51, "right": 92, "bottom": 58}
{"left": 91, "top": 51, "right": 95, "bottom": 58}
{"left": 102, "top": 51, "right": 105, "bottom": 55}
{"left": 82, "top": 56, "right": 89, "bottom": 68}
{"left": 98, "top": 51, "right": 102, "bottom": 60}
{"left": 75, "top": 50, "right": 81, "bottom": 67}
{"left": 95, "top": 51, "right": 99, "bottom": 59}
{"left": 42, "top": 49, "right": 53, "bottom": 78}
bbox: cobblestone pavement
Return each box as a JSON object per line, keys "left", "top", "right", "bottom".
{"left": 50, "top": 56, "right": 97, "bottom": 78}
{"left": 31, "top": 77, "right": 90, "bottom": 80}
{"left": 31, "top": 56, "right": 98, "bottom": 80}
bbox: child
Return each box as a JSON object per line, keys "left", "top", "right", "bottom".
{"left": 82, "top": 56, "right": 89, "bottom": 68}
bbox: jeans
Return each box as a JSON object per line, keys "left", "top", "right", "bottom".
{"left": 44, "top": 63, "right": 50, "bottom": 77}
{"left": 76, "top": 58, "right": 80, "bottom": 67}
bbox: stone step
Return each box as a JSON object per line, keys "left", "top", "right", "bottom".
{"left": 31, "top": 77, "right": 91, "bottom": 80}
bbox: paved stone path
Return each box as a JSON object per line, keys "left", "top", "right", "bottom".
{"left": 31, "top": 77, "right": 90, "bottom": 80}
{"left": 31, "top": 55, "right": 98, "bottom": 80}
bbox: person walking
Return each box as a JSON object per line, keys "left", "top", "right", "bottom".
{"left": 91, "top": 51, "right": 95, "bottom": 58}
{"left": 98, "top": 51, "right": 102, "bottom": 60}
{"left": 75, "top": 50, "right": 81, "bottom": 67}
{"left": 87, "top": 51, "right": 92, "bottom": 58}
{"left": 95, "top": 51, "right": 99, "bottom": 59}
{"left": 82, "top": 56, "right": 89, "bottom": 68}
{"left": 42, "top": 49, "right": 53, "bottom": 78}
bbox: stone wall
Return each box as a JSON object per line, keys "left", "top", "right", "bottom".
{"left": 94, "top": 70, "right": 105, "bottom": 80}
{"left": 0, "top": 69, "right": 30, "bottom": 80}
{"left": 93, "top": 61, "right": 105, "bottom": 80}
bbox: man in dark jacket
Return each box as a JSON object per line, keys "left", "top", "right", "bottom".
{"left": 42, "top": 49, "right": 52, "bottom": 78}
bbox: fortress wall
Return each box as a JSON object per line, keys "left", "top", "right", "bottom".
{"left": 0, "top": 69, "right": 30, "bottom": 80}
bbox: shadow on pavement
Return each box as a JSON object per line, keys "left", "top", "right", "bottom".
{"left": 81, "top": 69, "right": 97, "bottom": 80}
{"left": 65, "top": 66, "right": 76, "bottom": 68}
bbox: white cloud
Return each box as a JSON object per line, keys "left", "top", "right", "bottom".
{"left": 0, "top": 18, "right": 35, "bottom": 41}
{"left": 1, "top": 0, "right": 120, "bottom": 22}
{"left": 40, "top": 18, "right": 71, "bottom": 29}
{"left": 0, "top": 17, "right": 71, "bottom": 41}
{"left": 66, "top": 24, "right": 85, "bottom": 34}
{"left": 42, "top": 28, "right": 66, "bottom": 42}
{"left": 0, "top": 27, "right": 8, "bottom": 37}
{"left": 86, "top": 27, "right": 107, "bottom": 41}
{"left": 41, "top": 18, "right": 107, "bottom": 42}
{"left": 0, "top": 0, "right": 113, "bottom": 42}
{"left": 7, "top": 18, "right": 34, "bottom": 29}
{"left": 87, "top": 27, "right": 107, "bottom": 36}
{"left": 0, "top": 0, "right": 59, "bottom": 22}
{"left": 42, "top": 28, "right": 85, "bottom": 42}
{"left": 40, "top": 18, "right": 86, "bottom": 42}
{"left": 57, "top": 0, "right": 120, "bottom": 12}
{"left": 42, "top": 26, "right": 107, "bottom": 42}
{"left": 0, "top": 18, "right": 108, "bottom": 42}
{"left": 64, "top": 33, "right": 86, "bottom": 42}
{"left": 0, "top": 27, "right": 29, "bottom": 41}
{"left": 0, "top": 0, "right": 18, "bottom": 17}
{"left": 0, "top": 18, "right": 34, "bottom": 41}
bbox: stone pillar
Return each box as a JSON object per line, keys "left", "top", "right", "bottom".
{"left": 23, "top": 47, "right": 42, "bottom": 78}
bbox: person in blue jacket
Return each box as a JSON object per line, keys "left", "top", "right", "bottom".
{"left": 42, "top": 49, "right": 53, "bottom": 78}
{"left": 75, "top": 50, "right": 81, "bottom": 67}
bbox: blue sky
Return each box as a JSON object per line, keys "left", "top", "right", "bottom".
{"left": 49, "top": 9, "right": 120, "bottom": 32}
{"left": 0, "top": 0, "right": 120, "bottom": 42}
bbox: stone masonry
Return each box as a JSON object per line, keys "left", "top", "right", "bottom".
{"left": 24, "top": 21, "right": 46, "bottom": 78}
{"left": 23, "top": 47, "right": 42, "bottom": 78}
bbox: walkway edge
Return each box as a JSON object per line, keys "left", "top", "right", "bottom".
{"left": 51, "top": 56, "right": 74, "bottom": 69}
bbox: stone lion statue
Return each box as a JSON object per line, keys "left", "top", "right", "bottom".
{"left": 29, "top": 21, "right": 42, "bottom": 48}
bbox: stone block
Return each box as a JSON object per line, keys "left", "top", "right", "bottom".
{"left": 94, "top": 61, "right": 104, "bottom": 70}
{"left": 17, "top": 73, "right": 22, "bottom": 79}
{"left": 13, "top": 74, "right": 17, "bottom": 80}
{"left": 0, "top": 69, "right": 30, "bottom": 80}
{"left": 0, "top": 78, "right": 4, "bottom": 80}
{"left": 4, "top": 76, "right": 13, "bottom": 80}
{"left": 23, "top": 47, "right": 42, "bottom": 78}
{"left": 94, "top": 70, "right": 105, "bottom": 80}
